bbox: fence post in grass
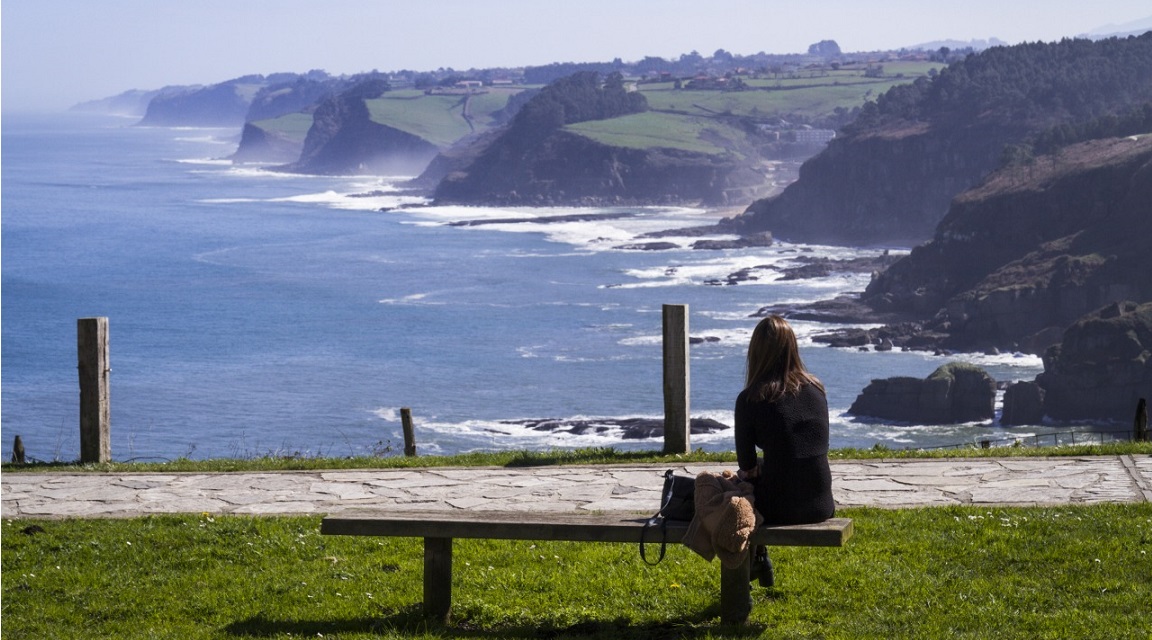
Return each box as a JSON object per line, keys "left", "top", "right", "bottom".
{"left": 1135, "top": 398, "right": 1148, "bottom": 442}
{"left": 78, "top": 317, "right": 111, "bottom": 464}
{"left": 401, "top": 407, "right": 417, "bottom": 456}
{"left": 663, "top": 304, "right": 690, "bottom": 454}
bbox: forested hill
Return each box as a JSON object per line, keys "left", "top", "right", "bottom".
{"left": 725, "top": 33, "right": 1152, "bottom": 245}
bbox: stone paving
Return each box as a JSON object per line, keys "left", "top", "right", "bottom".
{"left": 3, "top": 456, "right": 1150, "bottom": 519}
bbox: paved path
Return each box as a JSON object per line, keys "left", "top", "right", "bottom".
{"left": 3, "top": 456, "right": 1151, "bottom": 519}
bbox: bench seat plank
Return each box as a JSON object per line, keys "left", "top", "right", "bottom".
{"left": 321, "top": 510, "right": 853, "bottom": 547}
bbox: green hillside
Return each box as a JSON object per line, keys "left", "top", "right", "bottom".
{"left": 561, "top": 60, "right": 941, "bottom": 152}
{"left": 564, "top": 111, "right": 751, "bottom": 157}
{"left": 365, "top": 87, "right": 527, "bottom": 147}
{"left": 249, "top": 112, "right": 314, "bottom": 140}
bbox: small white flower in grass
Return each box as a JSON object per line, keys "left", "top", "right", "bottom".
{"left": 126, "top": 541, "right": 132, "bottom": 546}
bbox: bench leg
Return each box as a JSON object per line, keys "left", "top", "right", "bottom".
{"left": 423, "top": 537, "right": 452, "bottom": 624}
{"left": 719, "top": 552, "right": 752, "bottom": 625}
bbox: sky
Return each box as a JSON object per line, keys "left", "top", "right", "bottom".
{"left": 3, "top": 0, "right": 1151, "bottom": 112}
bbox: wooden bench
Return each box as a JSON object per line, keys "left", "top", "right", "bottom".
{"left": 321, "top": 509, "right": 853, "bottom": 625}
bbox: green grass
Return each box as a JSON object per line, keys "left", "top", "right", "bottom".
{"left": 250, "top": 112, "right": 315, "bottom": 140}
{"left": 564, "top": 112, "right": 752, "bottom": 156}
{"left": 4, "top": 505, "right": 1150, "bottom": 638}
{"left": 365, "top": 88, "right": 525, "bottom": 147}
{"left": 4, "top": 442, "right": 1150, "bottom": 474}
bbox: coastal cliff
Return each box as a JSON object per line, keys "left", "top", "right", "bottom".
{"left": 432, "top": 71, "right": 769, "bottom": 206}
{"left": 862, "top": 134, "right": 1152, "bottom": 353}
{"left": 723, "top": 35, "right": 1152, "bottom": 245}
{"left": 280, "top": 81, "right": 440, "bottom": 176}
{"left": 725, "top": 121, "right": 1016, "bottom": 244}
{"left": 434, "top": 128, "right": 768, "bottom": 206}
{"left": 137, "top": 77, "right": 262, "bottom": 127}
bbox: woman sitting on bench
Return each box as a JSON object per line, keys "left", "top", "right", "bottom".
{"left": 735, "top": 315, "right": 836, "bottom": 585}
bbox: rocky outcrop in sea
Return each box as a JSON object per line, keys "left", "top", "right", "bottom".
{"left": 848, "top": 362, "right": 997, "bottom": 425}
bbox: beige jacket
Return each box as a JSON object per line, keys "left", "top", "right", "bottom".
{"left": 682, "top": 470, "right": 762, "bottom": 568}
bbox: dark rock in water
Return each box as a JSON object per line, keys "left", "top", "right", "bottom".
{"left": 756, "top": 295, "right": 912, "bottom": 325}
{"left": 454, "top": 211, "right": 637, "bottom": 227}
{"left": 1036, "top": 301, "right": 1152, "bottom": 421}
{"left": 502, "top": 417, "right": 730, "bottom": 439}
{"left": 614, "top": 241, "right": 680, "bottom": 251}
{"left": 849, "top": 362, "right": 996, "bottom": 424}
{"left": 776, "top": 252, "right": 901, "bottom": 281}
{"left": 704, "top": 265, "right": 772, "bottom": 286}
{"left": 1001, "top": 381, "right": 1046, "bottom": 425}
{"left": 691, "top": 231, "right": 773, "bottom": 250}
{"left": 689, "top": 336, "right": 721, "bottom": 345}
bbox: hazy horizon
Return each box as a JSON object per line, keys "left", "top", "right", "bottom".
{"left": 3, "top": 0, "right": 1151, "bottom": 112}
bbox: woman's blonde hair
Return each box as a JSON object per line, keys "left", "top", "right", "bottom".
{"left": 744, "top": 315, "right": 823, "bottom": 402}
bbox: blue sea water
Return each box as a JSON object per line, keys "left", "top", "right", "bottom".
{"left": 2, "top": 112, "right": 1057, "bottom": 462}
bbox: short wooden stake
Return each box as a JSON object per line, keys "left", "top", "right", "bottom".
{"left": 12, "top": 435, "right": 26, "bottom": 464}
{"left": 1135, "top": 398, "right": 1148, "bottom": 443}
{"left": 662, "top": 304, "right": 690, "bottom": 454}
{"left": 401, "top": 407, "right": 417, "bottom": 456}
{"left": 78, "top": 317, "right": 111, "bottom": 463}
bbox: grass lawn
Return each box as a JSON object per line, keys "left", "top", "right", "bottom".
{"left": 365, "top": 88, "right": 525, "bottom": 148}
{"left": 249, "top": 113, "right": 315, "bottom": 141}
{"left": 564, "top": 112, "right": 751, "bottom": 156}
{"left": 4, "top": 504, "right": 1149, "bottom": 639}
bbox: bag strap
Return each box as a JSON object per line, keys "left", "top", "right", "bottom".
{"left": 639, "top": 516, "right": 669, "bottom": 565}
{"left": 640, "top": 470, "right": 677, "bottom": 565}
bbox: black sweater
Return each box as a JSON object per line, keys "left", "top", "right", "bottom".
{"left": 735, "top": 382, "right": 835, "bottom": 524}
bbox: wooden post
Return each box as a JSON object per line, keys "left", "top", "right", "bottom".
{"left": 78, "top": 317, "right": 111, "bottom": 463}
{"left": 12, "top": 436, "right": 26, "bottom": 464}
{"left": 1135, "top": 398, "right": 1148, "bottom": 443}
{"left": 662, "top": 304, "right": 690, "bottom": 454}
{"left": 423, "top": 537, "right": 453, "bottom": 624}
{"left": 401, "top": 407, "right": 417, "bottom": 456}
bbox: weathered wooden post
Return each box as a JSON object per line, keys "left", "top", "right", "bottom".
{"left": 78, "top": 317, "right": 111, "bottom": 463}
{"left": 401, "top": 407, "right": 417, "bottom": 456}
{"left": 1135, "top": 398, "right": 1148, "bottom": 443}
{"left": 11, "top": 436, "right": 26, "bottom": 464}
{"left": 663, "top": 304, "right": 690, "bottom": 454}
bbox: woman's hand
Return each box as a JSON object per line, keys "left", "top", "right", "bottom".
{"left": 738, "top": 466, "right": 760, "bottom": 481}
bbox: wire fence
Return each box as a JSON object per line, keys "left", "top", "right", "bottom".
{"left": 918, "top": 429, "right": 1138, "bottom": 451}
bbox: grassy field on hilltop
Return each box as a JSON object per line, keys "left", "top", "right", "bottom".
{"left": 564, "top": 111, "right": 754, "bottom": 157}
{"left": 563, "top": 61, "right": 941, "bottom": 152}
{"left": 365, "top": 88, "right": 526, "bottom": 148}
{"left": 249, "top": 112, "right": 315, "bottom": 141}
{"left": 4, "top": 504, "right": 1149, "bottom": 639}
{"left": 636, "top": 60, "right": 941, "bottom": 118}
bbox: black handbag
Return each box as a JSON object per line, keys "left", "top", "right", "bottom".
{"left": 640, "top": 469, "right": 696, "bottom": 565}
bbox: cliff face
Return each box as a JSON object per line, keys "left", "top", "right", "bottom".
{"left": 863, "top": 135, "right": 1152, "bottom": 353}
{"left": 138, "top": 80, "right": 256, "bottom": 127}
{"left": 434, "top": 129, "right": 769, "bottom": 206}
{"left": 231, "top": 122, "right": 307, "bottom": 164}
{"left": 727, "top": 121, "right": 1018, "bottom": 245}
{"left": 282, "top": 87, "right": 439, "bottom": 176}
{"left": 724, "top": 35, "right": 1152, "bottom": 246}
{"left": 244, "top": 76, "right": 343, "bottom": 122}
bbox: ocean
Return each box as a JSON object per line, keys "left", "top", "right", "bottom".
{"left": 2, "top": 112, "right": 1058, "bottom": 462}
